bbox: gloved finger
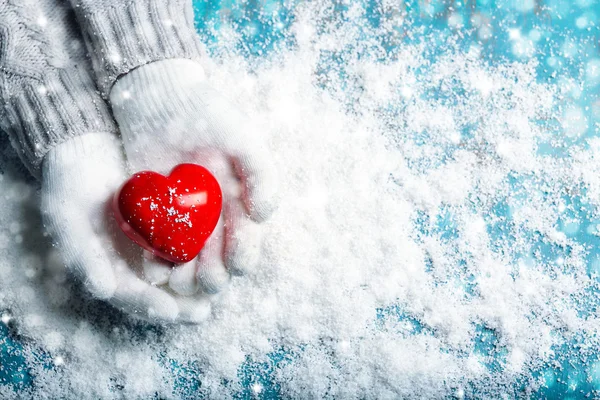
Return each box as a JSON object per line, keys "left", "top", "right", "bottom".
{"left": 232, "top": 147, "right": 279, "bottom": 223}
{"left": 223, "top": 196, "right": 263, "bottom": 276}
{"left": 168, "top": 259, "right": 198, "bottom": 296}
{"left": 110, "top": 261, "right": 179, "bottom": 322}
{"left": 142, "top": 250, "right": 172, "bottom": 286}
{"left": 196, "top": 217, "right": 229, "bottom": 294}
{"left": 174, "top": 294, "right": 212, "bottom": 324}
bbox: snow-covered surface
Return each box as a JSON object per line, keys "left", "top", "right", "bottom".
{"left": 1, "top": 1, "right": 600, "bottom": 398}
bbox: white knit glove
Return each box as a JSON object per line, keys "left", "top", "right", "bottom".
{"left": 42, "top": 133, "right": 212, "bottom": 323}
{"left": 109, "top": 59, "right": 279, "bottom": 296}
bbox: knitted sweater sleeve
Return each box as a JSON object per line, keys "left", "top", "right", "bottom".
{"left": 0, "top": 0, "right": 116, "bottom": 177}
{"left": 69, "top": 0, "right": 203, "bottom": 98}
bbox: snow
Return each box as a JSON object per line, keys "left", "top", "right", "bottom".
{"left": 0, "top": 2, "right": 599, "bottom": 398}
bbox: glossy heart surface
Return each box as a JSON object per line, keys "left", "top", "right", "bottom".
{"left": 113, "top": 163, "right": 222, "bottom": 263}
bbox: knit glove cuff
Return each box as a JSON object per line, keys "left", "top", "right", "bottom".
{"left": 72, "top": 0, "right": 203, "bottom": 97}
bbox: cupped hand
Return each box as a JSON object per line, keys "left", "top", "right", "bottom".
{"left": 109, "top": 59, "right": 279, "bottom": 296}
{"left": 42, "top": 133, "right": 212, "bottom": 323}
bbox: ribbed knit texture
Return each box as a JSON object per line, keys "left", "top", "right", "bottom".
{"left": 0, "top": 0, "right": 117, "bottom": 177}
{"left": 70, "top": 0, "right": 203, "bottom": 97}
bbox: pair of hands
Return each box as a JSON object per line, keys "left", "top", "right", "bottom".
{"left": 41, "top": 60, "right": 278, "bottom": 323}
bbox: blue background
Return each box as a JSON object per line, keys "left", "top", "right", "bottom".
{"left": 1, "top": 0, "right": 600, "bottom": 398}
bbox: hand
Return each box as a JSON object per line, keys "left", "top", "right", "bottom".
{"left": 109, "top": 59, "right": 279, "bottom": 295}
{"left": 41, "top": 133, "right": 213, "bottom": 323}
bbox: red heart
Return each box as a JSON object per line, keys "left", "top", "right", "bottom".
{"left": 113, "top": 163, "right": 222, "bottom": 263}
